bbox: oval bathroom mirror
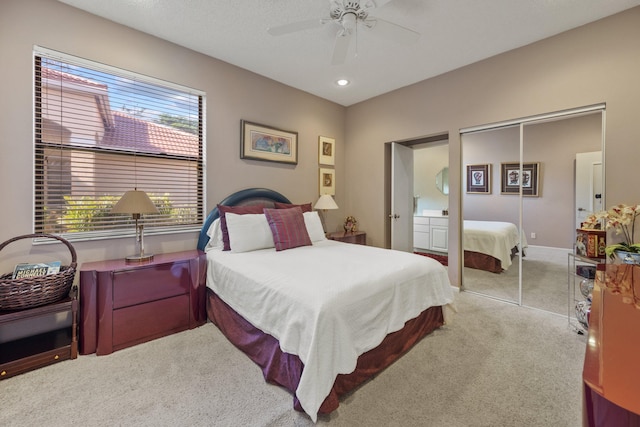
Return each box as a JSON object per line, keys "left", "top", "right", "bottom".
{"left": 436, "top": 167, "right": 449, "bottom": 195}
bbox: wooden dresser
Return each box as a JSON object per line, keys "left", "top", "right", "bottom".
{"left": 79, "top": 250, "right": 206, "bottom": 355}
{"left": 582, "top": 263, "right": 640, "bottom": 426}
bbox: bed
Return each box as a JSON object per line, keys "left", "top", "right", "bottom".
{"left": 463, "top": 220, "right": 528, "bottom": 273}
{"left": 197, "top": 188, "right": 454, "bottom": 421}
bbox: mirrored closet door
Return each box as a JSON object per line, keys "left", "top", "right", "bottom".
{"left": 461, "top": 105, "right": 605, "bottom": 315}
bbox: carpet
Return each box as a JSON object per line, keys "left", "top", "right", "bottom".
{"left": 415, "top": 251, "right": 448, "bottom": 266}
{"left": 0, "top": 291, "right": 587, "bottom": 427}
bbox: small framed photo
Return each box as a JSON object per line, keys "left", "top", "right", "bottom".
{"left": 240, "top": 120, "right": 298, "bottom": 165}
{"left": 319, "top": 136, "right": 335, "bottom": 165}
{"left": 319, "top": 168, "right": 335, "bottom": 195}
{"left": 466, "top": 164, "right": 491, "bottom": 194}
{"left": 501, "top": 162, "right": 540, "bottom": 196}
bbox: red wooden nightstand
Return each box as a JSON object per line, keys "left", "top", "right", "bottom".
{"left": 79, "top": 250, "right": 206, "bottom": 355}
{"left": 327, "top": 231, "right": 366, "bottom": 245}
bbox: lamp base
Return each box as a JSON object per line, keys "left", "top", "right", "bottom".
{"left": 125, "top": 253, "right": 154, "bottom": 263}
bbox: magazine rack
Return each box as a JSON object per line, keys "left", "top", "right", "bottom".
{"left": 0, "top": 233, "right": 77, "bottom": 310}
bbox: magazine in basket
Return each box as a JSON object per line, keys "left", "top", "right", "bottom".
{"left": 12, "top": 261, "right": 61, "bottom": 279}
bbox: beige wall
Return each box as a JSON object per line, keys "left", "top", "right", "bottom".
{"left": 2, "top": 1, "right": 639, "bottom": 289}
{"left": 0, "top": 0, "right": 345, "bottom": 270}
{"left": 345, "top": 7, "right": 640, "bottom": 286}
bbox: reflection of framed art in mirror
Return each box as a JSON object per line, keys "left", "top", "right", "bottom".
{"left": 466, "top": 164, "right": 491, "bottom": 194}
{"left": 500, "top": 162, "right": 540, "bottom": 196}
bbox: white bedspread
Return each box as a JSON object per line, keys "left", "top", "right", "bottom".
{"left": 206, "top": 239, "right": 453, "bottom": 421}
{"left": 463, "top": 220, "right": 528, "bottom": 270}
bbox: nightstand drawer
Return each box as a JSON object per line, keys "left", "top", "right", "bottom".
{"left": 112, "top": 294, "right": 190, "bottom": 349}
{"left": 113, "top": 262, "right": 189, "bottom": 309}
{"left": 1, "top": 344, "right": 72, "bottom": 380}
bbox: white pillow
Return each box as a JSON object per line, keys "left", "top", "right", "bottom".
{"left": 304, "top": 211, "right": 327, "bottom": 242}
{"left": 205, "top": 218, "right": 223, "bottom": 251}
{"left": 225, "top": 213, "right": 275, "bottom": 253}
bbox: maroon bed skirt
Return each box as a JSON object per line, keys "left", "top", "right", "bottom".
{"left": 206, "top": 288, "right": 445, "bottom": 416}
{"left": 463, "top": 246, "right": 520, "bottom": 274}
{"left": 464, "top": 250, "right": 503, "bottom": 273}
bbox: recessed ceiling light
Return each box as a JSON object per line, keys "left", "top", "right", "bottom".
{"left": 336, "top": 79, "right": 350, "bottom": 86}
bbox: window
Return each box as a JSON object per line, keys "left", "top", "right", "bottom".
{"left": 34, "top": 47, "right": 204, "bottom": 241}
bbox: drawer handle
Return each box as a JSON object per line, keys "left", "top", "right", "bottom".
{"left": 54, "top": 355, "right": 59, "bottom": 360}
{"left": 1, "top": 370, "right": 6, "bottom": 376}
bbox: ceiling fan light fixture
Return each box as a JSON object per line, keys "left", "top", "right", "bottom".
{"left": 342, "top": 12, "right": 357, "bottom": 33}
{"left": 336, "top": 79, "right": 350, "bottom": 86}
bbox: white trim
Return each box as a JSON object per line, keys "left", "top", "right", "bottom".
{"left": 460, "top": 103, "right": 606, "bottom": 134}
{"left": 34, "top": 45, "right": 206, "bottom": 96}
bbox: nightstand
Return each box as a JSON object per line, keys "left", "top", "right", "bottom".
{"left": 1, "top": 288, "right": 78, "bottom": 380}
{"left": 79, "top": 250, "right": 206, "bottom": 355}
{"left": 328, "top": 230, "right": 366, "bottom": 245}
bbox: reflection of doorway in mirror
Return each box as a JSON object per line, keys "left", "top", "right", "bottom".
{"left": 575, "top": 151, "right": 603, "bottom": 230}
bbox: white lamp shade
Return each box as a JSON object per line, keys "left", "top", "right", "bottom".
{"left": 111, "top": 190, "right": 159, "bottom": 214}
{"left": 314, "top": 194, "right": 339, "bottom": 210}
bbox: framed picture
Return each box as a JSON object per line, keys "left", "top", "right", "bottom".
{"left": 319, "top": 168, "right": 335, "bottom": 195}
{"left": 240, "top": 120, "right": 298, "bottom": 165}
{"left": 500, "top": 162, "right": 540, "bottom": 196}
{"left": 318, "top": 136, "right": 335, "bottom": 165}
{"left": 466, "top": 164, "right": 491, "bottom": 194}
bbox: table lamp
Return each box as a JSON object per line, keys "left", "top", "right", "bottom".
{"left": 314, "top": 194, "right": 339, "bottom": 232}
{"left": 111, "top": 189, "right": 159, "bottom": 263}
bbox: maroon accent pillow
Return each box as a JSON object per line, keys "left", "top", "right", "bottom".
{"left": 273, "top": 202, "right": 313, "bottom": 213}
{"left": 218, "top": 204, "right": 265, "bottom": 251}
{"left": 263, "top": 207, "right": 312, "bottom": 251}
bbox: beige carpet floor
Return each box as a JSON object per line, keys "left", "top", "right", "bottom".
{"left": 1, "top": 291, "right": 587, "bottom": 427}
{"left": 463, "top": 245, "right": 586, "bottom": 317}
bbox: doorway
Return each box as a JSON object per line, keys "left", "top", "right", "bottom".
{"left": 385, "top": 133, "right": 449, "bottom": 252}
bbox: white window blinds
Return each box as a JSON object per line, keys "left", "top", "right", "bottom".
{"left": 34, "top": 48, "right": 204, "bottom": 241}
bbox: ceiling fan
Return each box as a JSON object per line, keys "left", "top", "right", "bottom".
{"left": 267, "top": 0, "right": 420, "bottom": 65}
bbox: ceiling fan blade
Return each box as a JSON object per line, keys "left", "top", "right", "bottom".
{"left": 366, "top": 17, "right": 420, "bottom": 44}
{"left": 267, "top": 18, "right": 326, "bottom": 36}
{"left": 331, "top": 31, "right": 352, "bottom": 65}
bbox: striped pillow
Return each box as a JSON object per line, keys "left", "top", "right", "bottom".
{"left": 263, "top": 207, "right": 312, "bottom": 251}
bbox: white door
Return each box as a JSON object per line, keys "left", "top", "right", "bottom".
{"left": 391, "top": 143, "right": 414, "bottom": 252}
{"left": 575, "top": 151, "right": 603, "bottom": 229}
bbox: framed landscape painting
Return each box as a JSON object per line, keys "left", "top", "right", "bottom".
{"left": 240, "top": 120, "right": 298, "bottom": 165}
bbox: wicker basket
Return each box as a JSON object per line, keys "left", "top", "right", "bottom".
{"left": 0, "top": 233, "right": 77, "bottom": 311}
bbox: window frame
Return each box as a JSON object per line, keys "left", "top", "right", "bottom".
{"left": 33, "top": 46, "right": 206, "bottom": 243}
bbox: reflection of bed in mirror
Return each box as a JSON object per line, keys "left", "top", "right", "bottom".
{"left": 463, "top": 220, "right": 528, "bottom": 273}
{"left": 197, "top": 188, "right": 454, "bottom": 421}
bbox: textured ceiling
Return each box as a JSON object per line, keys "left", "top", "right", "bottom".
{"left": 57, "top": 0, "right": 640, "bottom": 106}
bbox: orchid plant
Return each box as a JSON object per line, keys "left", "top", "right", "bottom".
{"left": 583, "top": 204, "right": 640, "bottom": 257}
